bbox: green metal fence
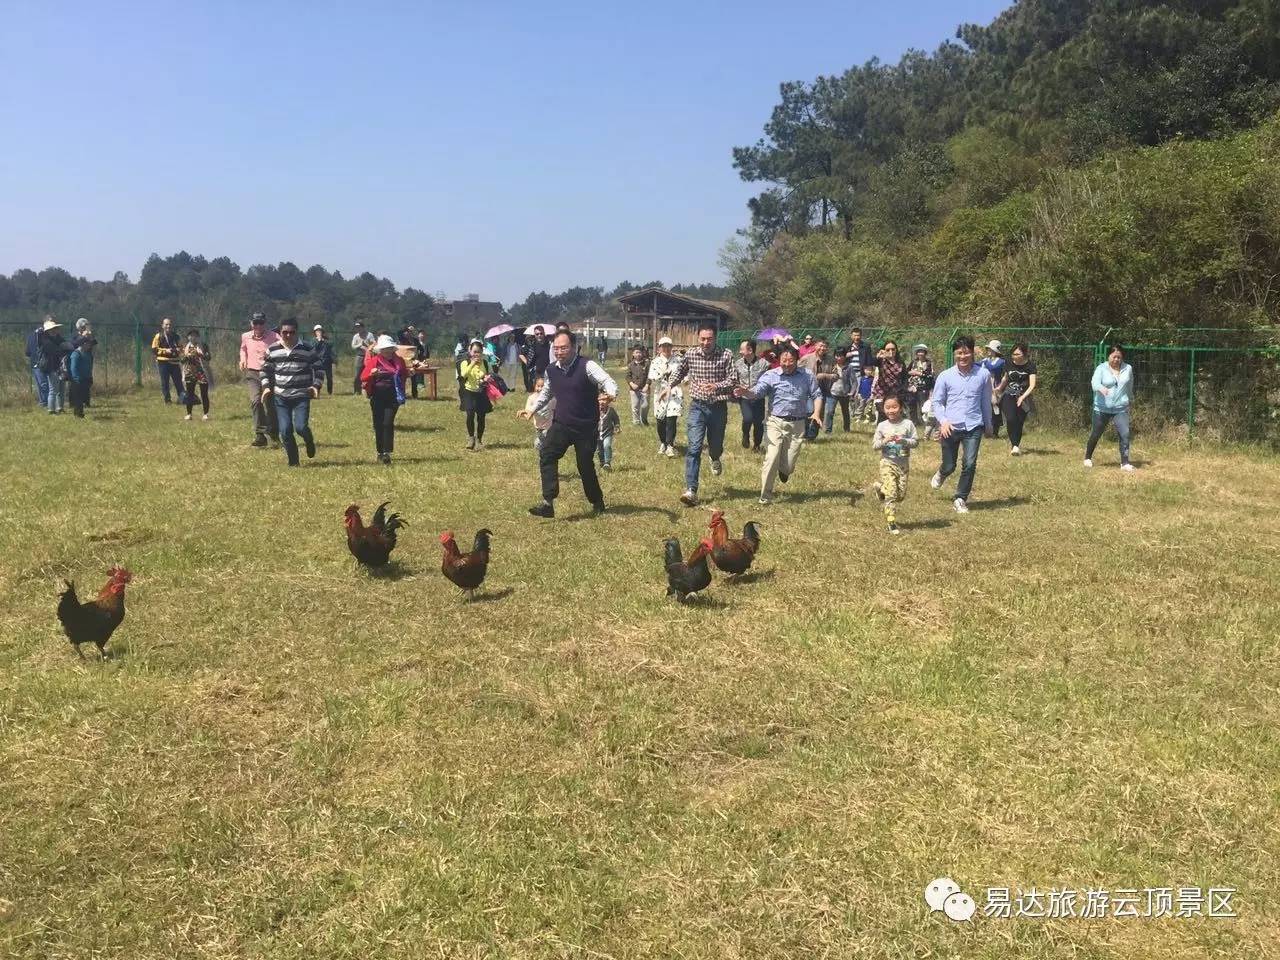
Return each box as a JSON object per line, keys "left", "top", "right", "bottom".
{"left": 716, "top": 326, "right": 1280, "bottom": 446}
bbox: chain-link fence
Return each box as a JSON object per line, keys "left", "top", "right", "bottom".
{"left": 716, "top": 326, "right": 1280, "bottom": 446}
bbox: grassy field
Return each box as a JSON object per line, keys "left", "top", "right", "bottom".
{"left": 1, "top": 384, "right": 1278, "bottom": 959}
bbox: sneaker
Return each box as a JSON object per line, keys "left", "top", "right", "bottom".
{"left": 778, "top": 471, "right": 790, "bottom": 484}
{"left": 953, "top": 498, "right": 969, "bottom": 514}
{"left": 381, "top": 453, "right": 392, "bottom": 465}
{"left": 666, "top": 446, "right": 676, "bottom": 459}
{"left": 475, "top": 440, "right": 484, "bottom": 451}
{"left": 758, "top": 496, "right": 773, "bottom": 506}
{"left": 528, "top": 501, "right": 555, "bottom": 518}
{"left": 304, "top": 434, "right": 316, "bottom": 459}
{"left": 601, "top": 462, "right": 612, "bottom": 472}
{"left": 680, "top": 489, "right": 698, "bottom": 507}
{"left": 873, "top": 482, "right": 884, "bottom": 503}
{"left": 888, "top": 523, "right": 901, "bottom": 535}
{"left": 1011, "top": 446, "right": 1021, "bottom": 456}
{"left": 930, "top": 471, "right": 943, "bottom": 489}
{"left": 658, "top": 443, "right": 667, "bottom": 455}
{"left": 183, "top": 414, "right": 192, "bottom": 421}
{"left": 202, "top": 414, "right": 209, "bottom": 421}
{"left": 1121, "top": 463, "right": 1135, "bottom": 472}
{"left": 711, "top": 459, "right": 723, "bottom": 476}
{"left": 1083, "top": 458, "right": 1093, "bottom": 468}
{"left": 251, "top": 437, "right": 268, "bottom": 448}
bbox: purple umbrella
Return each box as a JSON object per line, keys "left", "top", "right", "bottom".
{"left": 756, "top": 326, "right": 790, "bottom": 341}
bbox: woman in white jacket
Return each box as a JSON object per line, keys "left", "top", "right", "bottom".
{"left": 647, "top": 336, "right": 683, "bottom": 458}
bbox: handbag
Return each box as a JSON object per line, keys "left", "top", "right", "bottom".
{"left": 485, "top": 379, "right": 503, "bottom": 404}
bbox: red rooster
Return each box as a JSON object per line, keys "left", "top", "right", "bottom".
{"left": 57, "top": 565, "right": 132, "bottom": 659}
{"left": 708, "top": 510, "right": 762, "bottom": 578}
{"left": 345, "top": 501, "right": 406, "bottom": 570}
{"left": 440, "top": 529, "right": 492, "bottom": 600}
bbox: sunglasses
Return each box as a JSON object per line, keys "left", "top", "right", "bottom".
{"left": 280, "top": 329, "right": 297, "bottom": 336}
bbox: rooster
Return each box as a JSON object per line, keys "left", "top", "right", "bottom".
{"left": 664, "top": 537, "right": 714, "bottom": 601}
{"left": 707, "top": 510, "right": 762, "bottom": 578}
{"left": 440, "top": 529, "right": 492, "bottom": 600}
{"left": 57, "top": 565, "right": 132, "bottom": 659}
{"left": 345, "top": 501, "right": 406, "bottom": 569}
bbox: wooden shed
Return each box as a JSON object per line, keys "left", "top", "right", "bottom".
{"left": 617, "top": 287, "right": 737, "bottom": 351}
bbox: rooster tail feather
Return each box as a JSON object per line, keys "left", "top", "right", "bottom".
{"left": 371, "top": 501, "right": 391, "bottom": 532}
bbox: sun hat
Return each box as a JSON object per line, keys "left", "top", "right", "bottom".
{"left": 313, "top": 323, "right": 323, "bottom": 331}
{"left": 42, "top": 318, "right": 61, "bottom": 331}
{"left": 374, "top": 334, "right": 398, "bottom": 351}
{"left": 657, "top": 336, "right": 673, "bottom": 346}
{"left": 913, "top": 343, "right": 928, "bottom": 353}
{"left": 986, "top": 339, "right": 1003, "bottom": 354}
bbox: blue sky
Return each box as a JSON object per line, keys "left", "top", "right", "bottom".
{"left": 1, "top": 0, "right": 1010, "bottom": 305}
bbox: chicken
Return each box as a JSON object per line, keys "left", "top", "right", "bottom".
{"left": 440, "top": 529, "right": 492, "bottom": 599}
{"left": 664, "top": 537, "right": 714, "bottom": 601}
{"left": 707, "top": 510, "right": 762, "bottom": 577}
{"left": 345, "top": 501, "right": 406, "bottom": 569}
{"left": 57, "top": 565, "right": 132, "bottom": 659}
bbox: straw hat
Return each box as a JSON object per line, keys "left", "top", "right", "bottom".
{"left": 373, "top": 334, "right": 398, "bottom": 351}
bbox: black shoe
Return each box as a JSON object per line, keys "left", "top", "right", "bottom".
{"left": 741, "top": 437, "right": 750, "bottom": 448}
{"left": 778, "top": 472, "right": 790, "bottom": 484}
{"left": 287, "top": 458, "right": 300, "bottom": 467}
{"left": 251, "top": 437, "right": 268, "bottom": 448}
{"left": 304, "top": 435, "right": 316, "bottom": 459}
{"left": 591, "top": 501, "right": 607, "bottom": 515}
{"left": 528, "top": 502, "right": 555, "bottom": 518}
{"left": 380, "top": 453, "right": 392, "bottom": 465}
{"left": 752, "top": 445, "right": 762, "bottom": 453}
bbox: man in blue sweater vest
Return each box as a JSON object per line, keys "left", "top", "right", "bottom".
{"left": 528, "top": 332, "right": 618, "bottom": 518}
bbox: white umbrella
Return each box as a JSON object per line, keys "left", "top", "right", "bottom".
{"left": 524, "top": 323, "right": 556, "bottom": 335}
{"left": 485, "top": 323, "right": 515, "bottom": 339}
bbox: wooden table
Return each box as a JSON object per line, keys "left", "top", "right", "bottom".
{"left": 394, "top": 348, "right": 439, "bottom": 400}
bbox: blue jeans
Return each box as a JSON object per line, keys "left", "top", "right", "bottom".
{"left": 598, "top": 434, "right": 614, "bottom": 466}
{"left": 273, "top": 395, "right": 314, "bottom": 465}
{"left": 739, "top": 397, "right": 765, "bottom": 448}
{"left": 46, "top": 371, "right": 64, "bottom": 412}
{"left": 1086, "top": 410, "right": 1131, "bottom": 464}
{"left": 158, "top": 363, "right": 186, "bottom": 404}
{"left": 685, "top": 400, "right": 727, "bottom": 492}
{"left": 938, "top": 425, "right": 984, "bottom": 502}
{"left": 32, "top": 366, "right": 50, "bottom": 407}
{"left": 824, "top": 394, "right": 850, "bottom": 433}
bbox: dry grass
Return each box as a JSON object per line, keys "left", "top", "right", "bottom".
{"left": 1, "top": 385, "right": 1278, "bottom": 959}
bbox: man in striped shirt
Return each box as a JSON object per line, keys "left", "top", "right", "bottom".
{"left": 261, "top": 319, "right": 323, "bottom": 466}
{"left": 670, "top": 324, "right": 739, "bottom": 507}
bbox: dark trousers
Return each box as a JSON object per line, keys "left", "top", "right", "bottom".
{"left": 185, "top": 380, "right": 210, "bottom": 415}
{"left": 158, "top": 363, "right": 185, "bottom": 404}
{"left": 69, "top": 380, "right": 90, "bottom": 417}
{"left": 466, "top": 410, "right": 487, "bottom": 441}
{"left": 370, "top": 389, "right": 398, "bottom": 454}
{"left": 540, "top": 420, "right": 604, "bottom": 507}
{"left": 353, "top": 352, "right": 365, "bottom": 394}
{"left": 656, "top": 416, "right": 678, "bottom": 447}
{"left": 739, "top": 397, "right": 765, "bottom": 448}
{"left": 938, "top": 425, "right": 984, "bottom": 502}
{"left": 991, "top": 397, "right": 1004, "bottom": 437}
{"left": 1001, "top": 394, "right": 1028, "bottom": 447}
{"left": 410, "top": 374, "right": 422, "bottom": 398}
{"left": 522, "top": 362, "right": 535, "bottom": 392}
{"left": 905, "top": 390, "right": 926, "bottom": 427}
{"left": 321, "top": 363, "right": 333, "bottom": 394}
{"left": 274, "top": 395, "right": 314, "bottom": 466}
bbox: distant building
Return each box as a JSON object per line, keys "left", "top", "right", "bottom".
{"left": 617, "top": 287, "right": 738, "bottom": 350}
{"left": 437, "top": 294, "right": 503, "bottom": 334}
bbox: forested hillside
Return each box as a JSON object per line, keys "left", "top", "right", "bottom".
{"left": 727, "top": 0, "right": 1280, "bottom": 341}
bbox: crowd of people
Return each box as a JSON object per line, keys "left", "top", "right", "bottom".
{"left": 22, "top": 313, "right": 1139, "bottom": 521}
